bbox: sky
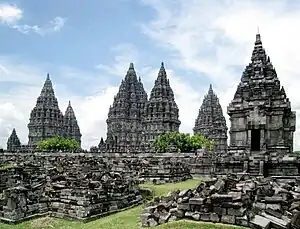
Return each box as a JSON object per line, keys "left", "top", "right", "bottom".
{"left": 1, "top": 0, "right": 300, "bottom": 150}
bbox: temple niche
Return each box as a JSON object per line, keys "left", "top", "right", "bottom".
{"left": 193, "top": 84, "right": 228, "bottom": 152}
{"left": 227, "top": 33, "right": 296, "bottom": 156}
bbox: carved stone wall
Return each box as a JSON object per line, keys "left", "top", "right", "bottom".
{"left": 0, "top": 154, "right": 142, "bottom": 223}
{"left": 143, "top": 63, "right": 181, "bottom": 143}
{"left": 194, "top": 84, "right": 228, "bottom": 152}
{"left": 106, "top": 63, "right": 148, "bottom": 148}
{"left": 228, "top": 33, "right": 296, "bottom": 155}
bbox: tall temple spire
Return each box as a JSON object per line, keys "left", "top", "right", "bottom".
{"left": 7, "top": 128, "right": 21, "bottom": 151}
{"left": 28, "top": 73, "right": 64, "bottom": 146}
{"left": 194, "top": 84, "right": 227, "bottom": 152}
{"left": 143, "top": 62, "right": 181, "bottom": 143}
{"left": 63, "top": 101, "right": 82, "bottom": 146}
{"left": 106, "top": 63, "right": 148, "bottom": 148}
{"left": 228, "top": 32, "right": 296, "bottom": 154}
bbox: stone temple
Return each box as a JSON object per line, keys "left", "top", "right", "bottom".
{"left": 27, "top": 74, "right": 81, "bottom": 147}
{"left": 193, "top": 84, "right": 228, "bottom": 151}
{"left": 106, "top": 62, "right": 180, "bottom": 149}
{"left": 143, "top": 62, "right": 180, "bottom": 143}
{"left": 1, "top": 32, "right": 300, "bottom": 228}
{"left": 106, "top": 63, "right": 148, "bottom": 148}
{"left": 227, "top": 33, "right": 296, "bottom": 175}
{"left": 6, "top": 128, "right": 21, "bottom": 151}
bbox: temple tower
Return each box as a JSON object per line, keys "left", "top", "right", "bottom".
{"left": 63, "top": 101, "right": 82, "bottom": 146}
{"left": 193, "top": 84, "right": 228, "bottom": 151}
{"left": 143, "top": 62, "right": 181, "bottom": 143}
{"left": 227, "top": 33, "right": 296, "bottom": 158}
{"left": 106, "top": 63, "right": 148, "bottom": 148}
{"left": 7, "top": 128, "right": 21, "bottom": 151}
{"left": 28, "top": 74, "right": 64, "bottom": 146}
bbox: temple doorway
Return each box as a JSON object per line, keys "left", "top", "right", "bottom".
{"left": 251, "top": 129, "right": 261, "bottom": 151}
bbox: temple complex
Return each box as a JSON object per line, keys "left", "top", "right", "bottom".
{"left": 6, "top": 128, "right": 21, "bottom": 151}
{"left": 193, "top": 84, "right": 228, "bottom": 151}
{"left": 27, "top": 74, "right": 81, "bottom": 147}
{"left": 142, "top": 62, "right": 181, "bottom": 143}
{"left": 226, "top": 33, "right": 296, "bottom": 175}
{"left": 63, "top": 101, "right": 82, "bottom": 146}
{"left": 106, "top": 63, "right": 148, "bottom": 148}
{"left": 1, "top": 31, "right": 300, "bottom": 228}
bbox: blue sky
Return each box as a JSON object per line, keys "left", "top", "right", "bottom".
{"left": 1, "top": 0, "right": 300, "bottom": 150}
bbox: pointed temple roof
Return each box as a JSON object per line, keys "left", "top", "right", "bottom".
{"left": 149, "top": 62, "right": 177, "bottom": 102}
{"left": 36, "top": 73, "right": 60, "bottom": 108}
{"left": 106, "top": 63, "right": 148, "bottom": 147}
{"left": 28, "top": 73, "right": 64, "bottom": 146}
{"left": 194, "top": 84, "right": 227, "bottom": 151}
{"left": 233, "top": 33, "right": 285, "bottom": 101}
{"left": 143, "top": 62, "right": 181, "bottom": 142}
{"left": 63, "top": 100, "right": 81, "bottom": 145}
{"left": 64, "top": 101, "right": 76, "bottom": 119}
{"left": 7, "top": 128, "right": 21, "bottom": 151}
{"left": 227, "top": 32, "right": 296, "bottom": 153}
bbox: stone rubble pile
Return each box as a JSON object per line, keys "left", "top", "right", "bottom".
{"left": 0, "top": 156, "right": 143, "bottom": 223}
{"left": 141, "top": 174, "right": 300, "bottom": 228}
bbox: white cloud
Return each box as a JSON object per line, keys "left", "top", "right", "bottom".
{"left": 0, "top": 3, "right": 66, "bottom": 35}
{"left": 0, "top": 3, "right": 22, "bottom": 24}
{"left": 140, "top": 0, "right": 300, "bottom": 150}
{"left": 12, "top": 16, "right": 66, "bottom": 35}
{"left": 96, "top": 44, "right": 140, "bottom": 76}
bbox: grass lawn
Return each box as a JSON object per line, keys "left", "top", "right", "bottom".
{"left": 0, "top": 179, "right": 246, "bottom": 229}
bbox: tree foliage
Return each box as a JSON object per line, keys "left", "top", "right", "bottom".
{"left": 37, "top": 136, "right": 80, "bottom": 151}
{"left": 153, "top": 132, "right": 213, "bottom": 153}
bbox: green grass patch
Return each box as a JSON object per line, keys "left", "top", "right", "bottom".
{"left": 0, "top": 178, "right": 245, "bottom": 229}
{"left": 0, "top": 164, "right": 15, "bottom": 170}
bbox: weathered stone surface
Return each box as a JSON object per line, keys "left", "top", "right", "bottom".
{"left": 106, "top": 63, "right": 148, "bottom": 149}
{"left": 0, "top": 154, "right": 142, "bottom": 223}
{"left": 226, "top": 32, "right": 296, "bottom": 176}
{"left": 27, "top": 74, "right": 81, "bottom": 147}
{"left": 141, "top": 175, "right": 300, "bottom": 228}
{"left": 63, "top": 101, "right": 82, "bottom": 146}
{"left": 142, "top": 62, "right": 181, "bottom": 144}
{"left": 6, "top": 128, "right": 21, "bottom": 151}
{"left": 193, "top": 84, "right": 228, "bottom": 152}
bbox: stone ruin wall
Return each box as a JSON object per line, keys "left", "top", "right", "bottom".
{"left": 0, "top": 153, "right": 143, "bottom": 223}
{"left": 1, "top": 150, "right": 299, "bottom": 182}
{"left": 141, "top": 174, "right": 300, "bottom": 228}
{"left": 0, "top": 150, "right": 300, "bottom": 224}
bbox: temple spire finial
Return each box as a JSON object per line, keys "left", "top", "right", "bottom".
{"left": 46, "top": 73, "right": 50, "bottom": 80}
{"left": 68, "top": 100, "right": 71, "bottom": 107}
{"left": 208, "top": 84, "right": 213, "bottom": 95}
{"left": 255, "top": 28, "right": 262, "bottom": 45}
{"left": 129, "top": 63, "right": 134, "bottom": 69}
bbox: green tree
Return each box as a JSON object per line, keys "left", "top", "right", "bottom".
{"left": 153, "top": 132, "right": 213, "bottom": 153}
{"left": 37, "top": 136, "right": 80, "bottom": 151}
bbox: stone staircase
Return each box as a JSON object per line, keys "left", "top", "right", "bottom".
{"left": 248, "top": 152, "right": 266, "bottom": 176}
